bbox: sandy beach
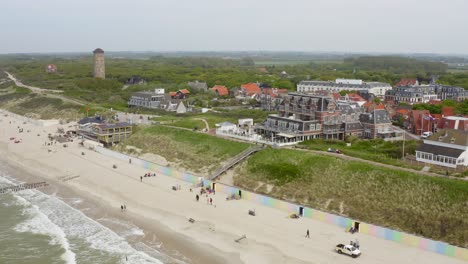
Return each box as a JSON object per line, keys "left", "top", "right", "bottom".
{"left": 0, "top": 110, "right": 465, "bottom": 264}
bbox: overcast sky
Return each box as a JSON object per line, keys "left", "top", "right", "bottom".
{"left": 1, "top": 0, "right": 467, "bottom": 54}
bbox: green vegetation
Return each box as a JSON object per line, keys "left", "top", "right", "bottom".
{"left": 297, "top": 138, "right": 421, "bottom": 169}
{"left": 344, "top": 56, "right": 448, "bottom": 74}
{"left": 3, "top": 54, "right": 467, "bottom": 112}
{"left": 151, "top": 108, "right": 271, "bottom": 130}
{"left": 412, "top": 99, "right": 468, "bottom": 115}
{"left": 0, "top": 84, "right": 80, "bottom": 119}
{"left": 234, "top": 148, "right": 468, "bottom": 247}
{"left": 116, "top": 125, "right": 251, "bottom": 173}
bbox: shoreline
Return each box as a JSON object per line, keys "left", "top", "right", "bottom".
{"left": 0, "top": 149, "right": 237, "bottom": 264}
{"left": 1, "top": 109, "right": 466, "bottom": 264}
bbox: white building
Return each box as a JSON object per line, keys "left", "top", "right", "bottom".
{"left": 415, "top": 129, "right": 468, "bottom": 168}
{"left": 215, "top": 122, "right": 237, "bottom": 132}
{"left": 297, "top": 79, "right": 391, "bottom": 98}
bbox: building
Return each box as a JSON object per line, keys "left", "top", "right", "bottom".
{"left": 395, "top": 78, "right": 419, "bottom": 87}
{"left": 126, "top": 76, "right": 146, "bottom": 85}
{"left": 169, "top": 89, "right": 190, "bottom": 99}
{"left": 359, "top": 109, "right": 400, "bottom": 139}
{"left": 128, "top": 89, "right": 189, "bottom": 113}
{"left": 385, "top": 85, "right": 438, "bottom": 104}
{"left": 335, "top": 93, "right": 367, "bottom": 107}
{"left": 297, "top": 79, "right": 392, "bottom": 98}
{"left": 406, "top": 110, "right": 437, "bottom": 135}
{"left": 240, "top": 83, "right": 261, "bottom": 97}
{"left": 256, "top": 93, "right": 343, "bottom": 143}
{"left": 78, "top": 117, "right": 132, "bottom": 146}
{"left": 386, "top": 84, "right": 468, "bottom": 104}
{"left": 46, "top": 64, "right": 57, "bottom": 73}
{"left": 128, "top": 89, "right": 167, "bottom": 109}
{"left": 93, "top": 48, "right": 105, "bottom": 79}
{"left": 416, "top": 129, "right": 468, "bottom": 169}
{"left": 216, "top": 122, "right": 237, "bottom": 132}
{"left": 188, "top": 80, "right": 208, "bottom": 92}
{"left": 437, "top": 116, "right": 468, "bottom": 131}
{"left": 77, "top": 116, "right": 105, "bottom": 128}
{"left": 259, "top": 87, "right": 289, "bottom": 111}
{"left": 434, "top": 85, "right": 468, "bottom": 101}
{"left": 336, "top": 102, "right": 364, "bottom": 138}
{"left": 210, "top": 85, "right": 229, "bottom": 97}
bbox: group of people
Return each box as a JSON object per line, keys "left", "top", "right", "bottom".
{"left": 140, "top": 172, "right": 157, "bottom": 182}
{"left": 351, "top": 239, "right": 360, "bottom": 249}
{"left": 195, "top": 187, "right": 215, "bottom": 206}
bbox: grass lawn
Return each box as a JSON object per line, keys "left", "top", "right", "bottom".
{"left": 298, "top": 138, "right": 423, "bottom": 170}
{"left": 117, "top": 125, "right": 252, "bottom": 173}
{"left": 234, "top": 148, "right": 468, "bottom": 247}
{"left": 153, "top": 108, "right": 271, "bottom": 130}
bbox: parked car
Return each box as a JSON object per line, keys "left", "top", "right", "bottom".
{"left": 335, "top": 244, "right": 361, "bottom": 258}
{"left": 421, "top": 131, "right": 433, "bottom": 139}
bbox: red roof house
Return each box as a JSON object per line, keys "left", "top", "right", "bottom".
{"left": 442, "top": 107, "right": 455, "bottom": 117}
{"left": 240, "top": 83, "right": 261, "bottom": 96}
{"left": 396, "top": 78, "right": 419, "bottom": 87}
{"left": 210, "top": 85, "right": 229, "bottom": 96}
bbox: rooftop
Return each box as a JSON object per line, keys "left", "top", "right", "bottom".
{"left": 93, "top": 48, "right": 104, "bottom": 54}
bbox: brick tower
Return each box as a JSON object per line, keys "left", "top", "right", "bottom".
{"left": 93, "top": 48, "right": 105, "bottom": 79}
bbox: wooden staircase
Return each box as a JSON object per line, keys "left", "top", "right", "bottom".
{"left": 209, "top": 146, "right": 264, "bottom": 180}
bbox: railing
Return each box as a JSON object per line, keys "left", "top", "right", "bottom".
{"left": 209, "top": 146, "right": 265, "bottom": 180}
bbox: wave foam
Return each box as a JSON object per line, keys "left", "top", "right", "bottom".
{"left": 14, "top": 197, "right": 77, "bottom": 264}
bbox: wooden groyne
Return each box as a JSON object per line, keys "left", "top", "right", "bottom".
{"left": 0, "top": 181, "right": 49, "bottom": 194}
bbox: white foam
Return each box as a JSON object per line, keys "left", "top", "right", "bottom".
{"left": 14, "top": 198, "right": 77, "bottom": 264}
{"left": 17, "top": 189, "right": 163, "bottom": 264}
{"left": 0, "top": 173, "right": 166, "bottom": 264}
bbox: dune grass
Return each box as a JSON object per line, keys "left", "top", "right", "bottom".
{"left": 234, "top": 148, "right": 468, "bottom": 247}
{"left": 298, "top": 138, "right": 422, "bottom": 170}
{"left": 0, "top": 85, "right": 80, "bottom": 119}
{"left": 117, "top": 125, "right": 252, "bottom": 173}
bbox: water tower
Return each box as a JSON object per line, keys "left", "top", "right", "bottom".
{"left": 93, "top": 48, "right": 105, "bottom": 79}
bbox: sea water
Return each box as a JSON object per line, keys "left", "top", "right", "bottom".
{"left": 0, "top": 161, "right": 174, "bottom": 264}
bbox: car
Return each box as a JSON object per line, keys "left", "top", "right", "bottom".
{"left": 335, "top": 243, "right": 361, "bottom": 258}
{"left": 421, "top": 131, "right": 433, "bottom": 139}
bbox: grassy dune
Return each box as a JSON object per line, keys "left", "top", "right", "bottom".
{"left": 234, "top": 148, "right": 468, "bottom": 247}
{"left": 0, "top": 85, "right": 80, "bottom": 119}
{"left": 118, "top": 125, "right": 252, "bottom": 173}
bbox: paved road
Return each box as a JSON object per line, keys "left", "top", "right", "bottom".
{"left": 5, "top": 71, "right": 85, "bottom": 106}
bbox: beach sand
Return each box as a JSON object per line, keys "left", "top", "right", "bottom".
{"left": 0, "top": 110, "right": 465, "bottom": 264}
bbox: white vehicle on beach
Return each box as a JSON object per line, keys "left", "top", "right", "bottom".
{"left": 335, "top": 244, "right": 361, "bottom": 258}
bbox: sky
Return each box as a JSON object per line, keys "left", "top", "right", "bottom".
{"left": 1, "top": 0, "right": 467, "bottom": 54}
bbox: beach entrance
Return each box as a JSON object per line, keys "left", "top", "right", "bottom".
{"left": 354, "top": 222, "right": 360, "bottom": 232}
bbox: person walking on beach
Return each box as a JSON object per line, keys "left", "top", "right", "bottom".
{"left": 305, "top": 229, "right": 310, "bottom": 238}
{"left": 121, "top": 205, "right": 123, "bottom": 212}
{"left": 210, "top": 198, "right": 213, "bottom": 205}
{"left": 196, "top": 194, "right": 199, "bottom": 201}
{"left": 140, "top": 176, "right": 143, "bottom": 182}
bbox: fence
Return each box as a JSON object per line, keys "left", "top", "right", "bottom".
{"left": 95, "top": 146, "right": 468, "bottom": 261}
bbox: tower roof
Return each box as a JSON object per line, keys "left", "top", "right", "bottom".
{"left": 93, "top": 48, "right": 104, "bottom": 54}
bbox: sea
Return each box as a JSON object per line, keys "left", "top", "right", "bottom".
{"left": 0, "top": 160, "right": 183, "bottom": 264}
